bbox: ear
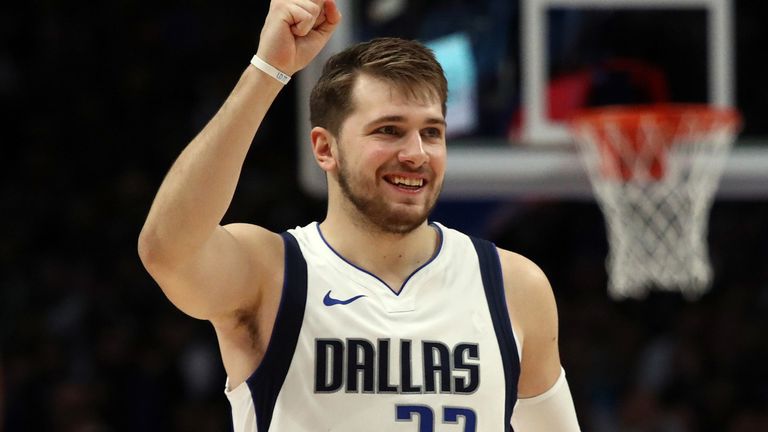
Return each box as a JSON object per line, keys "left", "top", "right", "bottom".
{"left": 311, "top": 126, "right": 338, "bottom": 172}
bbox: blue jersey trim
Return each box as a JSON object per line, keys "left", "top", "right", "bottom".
{"left": 245, "top": 232, "right": 308, "bottom": 431}
{"left": 470, "top": 237, "right": 520, "bottom": 429}
{"left": 315, "top": 222, "right": 444, "bottom": 296}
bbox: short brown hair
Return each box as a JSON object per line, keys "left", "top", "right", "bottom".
{"left": 309, "top": 37, "right": 448, "bottom": 137}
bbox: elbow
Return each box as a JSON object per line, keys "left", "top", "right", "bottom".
{"left": 137, "top": 227, "right": 184, "bottom": 295}
{"left": 137, "top": 225, "right": 197, "bottom": 283}
{"left": 137, "top": 226, "right": 166, "bottom": 274}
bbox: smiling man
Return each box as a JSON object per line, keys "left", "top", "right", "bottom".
{"left": 138, "top": 0, "right": 579, "bottom": 430}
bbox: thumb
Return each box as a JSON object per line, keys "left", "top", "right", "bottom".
{"left": 289, "top": 0, "right": 322, "bottom": 37}
{"left": 312, "top": 0, "right": 342, "bottom": 38}
{"left": 297, "top": 0, "right": 342, "bottom": 51}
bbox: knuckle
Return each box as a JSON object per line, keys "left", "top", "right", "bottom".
{"left": 308, "top": 2, "right": 321, "bottom": 14}
{"left": 298, "top": 8, "right": 313, "bottom": 22}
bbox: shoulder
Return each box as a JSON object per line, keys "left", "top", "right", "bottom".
{"left": 220, "top": 222, "right": 285, "bottom": 296}
{"left": 204, "top": 223, "right": 285, "bottom": 323}
{"left": 222, "top": 223, "right": 284, "bottom": 257}
{"left": 496, "top": 248, "right": 553, "bottom": 303}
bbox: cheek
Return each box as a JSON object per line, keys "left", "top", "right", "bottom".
{"left": 363, "top": 146, "right": 396, "bottom": 168}
{"left": 339, "top": 146, "right": 388, "bottom": 183}
{"left": 428, "top": 146, "right": 447, "bottom": 171}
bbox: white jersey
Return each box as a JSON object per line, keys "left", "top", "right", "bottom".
{"left": 226, "top": 222, "right": 521, "bottom": 431}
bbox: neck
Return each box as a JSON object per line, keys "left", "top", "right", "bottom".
{"left": 319, "top": 213, "right": 439, "bottom": 292}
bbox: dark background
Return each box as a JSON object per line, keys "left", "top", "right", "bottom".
{"left": 2, "top": 1, "right": 768, "bottom": 431}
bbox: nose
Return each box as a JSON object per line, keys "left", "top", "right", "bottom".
{"left": 398, "top": 131, "right": 429, "bottom": 167}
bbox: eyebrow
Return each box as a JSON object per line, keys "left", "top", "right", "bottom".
{"left": 364, "top": 115, "right": 446, "bottom": 129}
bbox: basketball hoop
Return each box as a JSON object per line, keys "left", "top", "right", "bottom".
{"left": 570, "top": 104, "right": 741, "bottom": 300}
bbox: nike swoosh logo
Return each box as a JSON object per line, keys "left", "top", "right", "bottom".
{"left": 323, "top": 290, "right": 366, "bottom": 306}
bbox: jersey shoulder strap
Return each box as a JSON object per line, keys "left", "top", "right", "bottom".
{"left": 469, "top": 236, "right": 521, "bottom": 422}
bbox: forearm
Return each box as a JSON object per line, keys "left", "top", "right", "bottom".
{"left": 140, "top": 65, "right": 284, "bottom": 265}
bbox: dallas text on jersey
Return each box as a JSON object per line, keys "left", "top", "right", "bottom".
{"left": 315, "top": 338, "right": 481, "bottom": 394}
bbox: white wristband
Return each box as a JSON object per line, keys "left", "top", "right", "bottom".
{"left": 250, "top": 55, "right": 291, "bottom": 85}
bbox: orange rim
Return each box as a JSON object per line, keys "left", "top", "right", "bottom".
{"left": 569, "top": 104, "right": 741, "bottom": 181}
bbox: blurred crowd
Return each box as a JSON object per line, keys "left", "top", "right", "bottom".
{"left": 488, "top": 201, "right": 768, "bottom": 432}
{"left": 3, "top": 1, "right": 768, "bottom": 431}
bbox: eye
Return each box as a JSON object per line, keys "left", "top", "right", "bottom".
{"left": 375, "top": 125, "right": 399, "bottom": 135}
{"left": 421, "top": 127, "right": 443, "bottom": 139}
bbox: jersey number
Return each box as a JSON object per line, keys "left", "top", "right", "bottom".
{"left": 396, "top": 405, "right": 477, "bottom": 432}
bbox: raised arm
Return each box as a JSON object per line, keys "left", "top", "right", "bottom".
{"left": 499, "top": 249, "right": 581, "bottom": 431}
{"left": 137, "top": 0, "right": 341, "bottom": 322}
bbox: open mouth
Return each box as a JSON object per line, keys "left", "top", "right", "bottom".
{"left": 384, "top": 175, "right": 425, "bottom": 191}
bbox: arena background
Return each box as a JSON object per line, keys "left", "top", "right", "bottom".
{"left": 2, "top": 1, "right": 767, "bottom": 431}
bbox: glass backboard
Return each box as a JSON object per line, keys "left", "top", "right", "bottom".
{"left": 297, "top": 0, "right": 768, "bottom": 199}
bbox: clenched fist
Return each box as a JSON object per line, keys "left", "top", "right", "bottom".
{"left": 256, "top": 0, "right": 342, "bottom": 76}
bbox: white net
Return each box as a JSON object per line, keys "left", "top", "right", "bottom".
{"left": 571, "top": 105, "right": 740, "bottom": 300}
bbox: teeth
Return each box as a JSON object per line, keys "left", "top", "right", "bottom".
{"left": 391, "top": 176, "right": 423, "bottom": 187}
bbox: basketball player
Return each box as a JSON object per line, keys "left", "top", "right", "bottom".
{"left": 138, "top": 0, "right": 580, "bottom": 430}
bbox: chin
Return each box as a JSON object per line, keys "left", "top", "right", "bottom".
{"left": 376, "top": 207, "right": 431, "bottom": 235}
{"left": 339, "top": 174, "right": 438, "bottom": 234}
{"left": 378, "top": 221, "right": 424, "bottom": 235}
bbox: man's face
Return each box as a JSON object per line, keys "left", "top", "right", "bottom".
{"left": 333, "top": 74, "right": 447, "bottom": 235}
